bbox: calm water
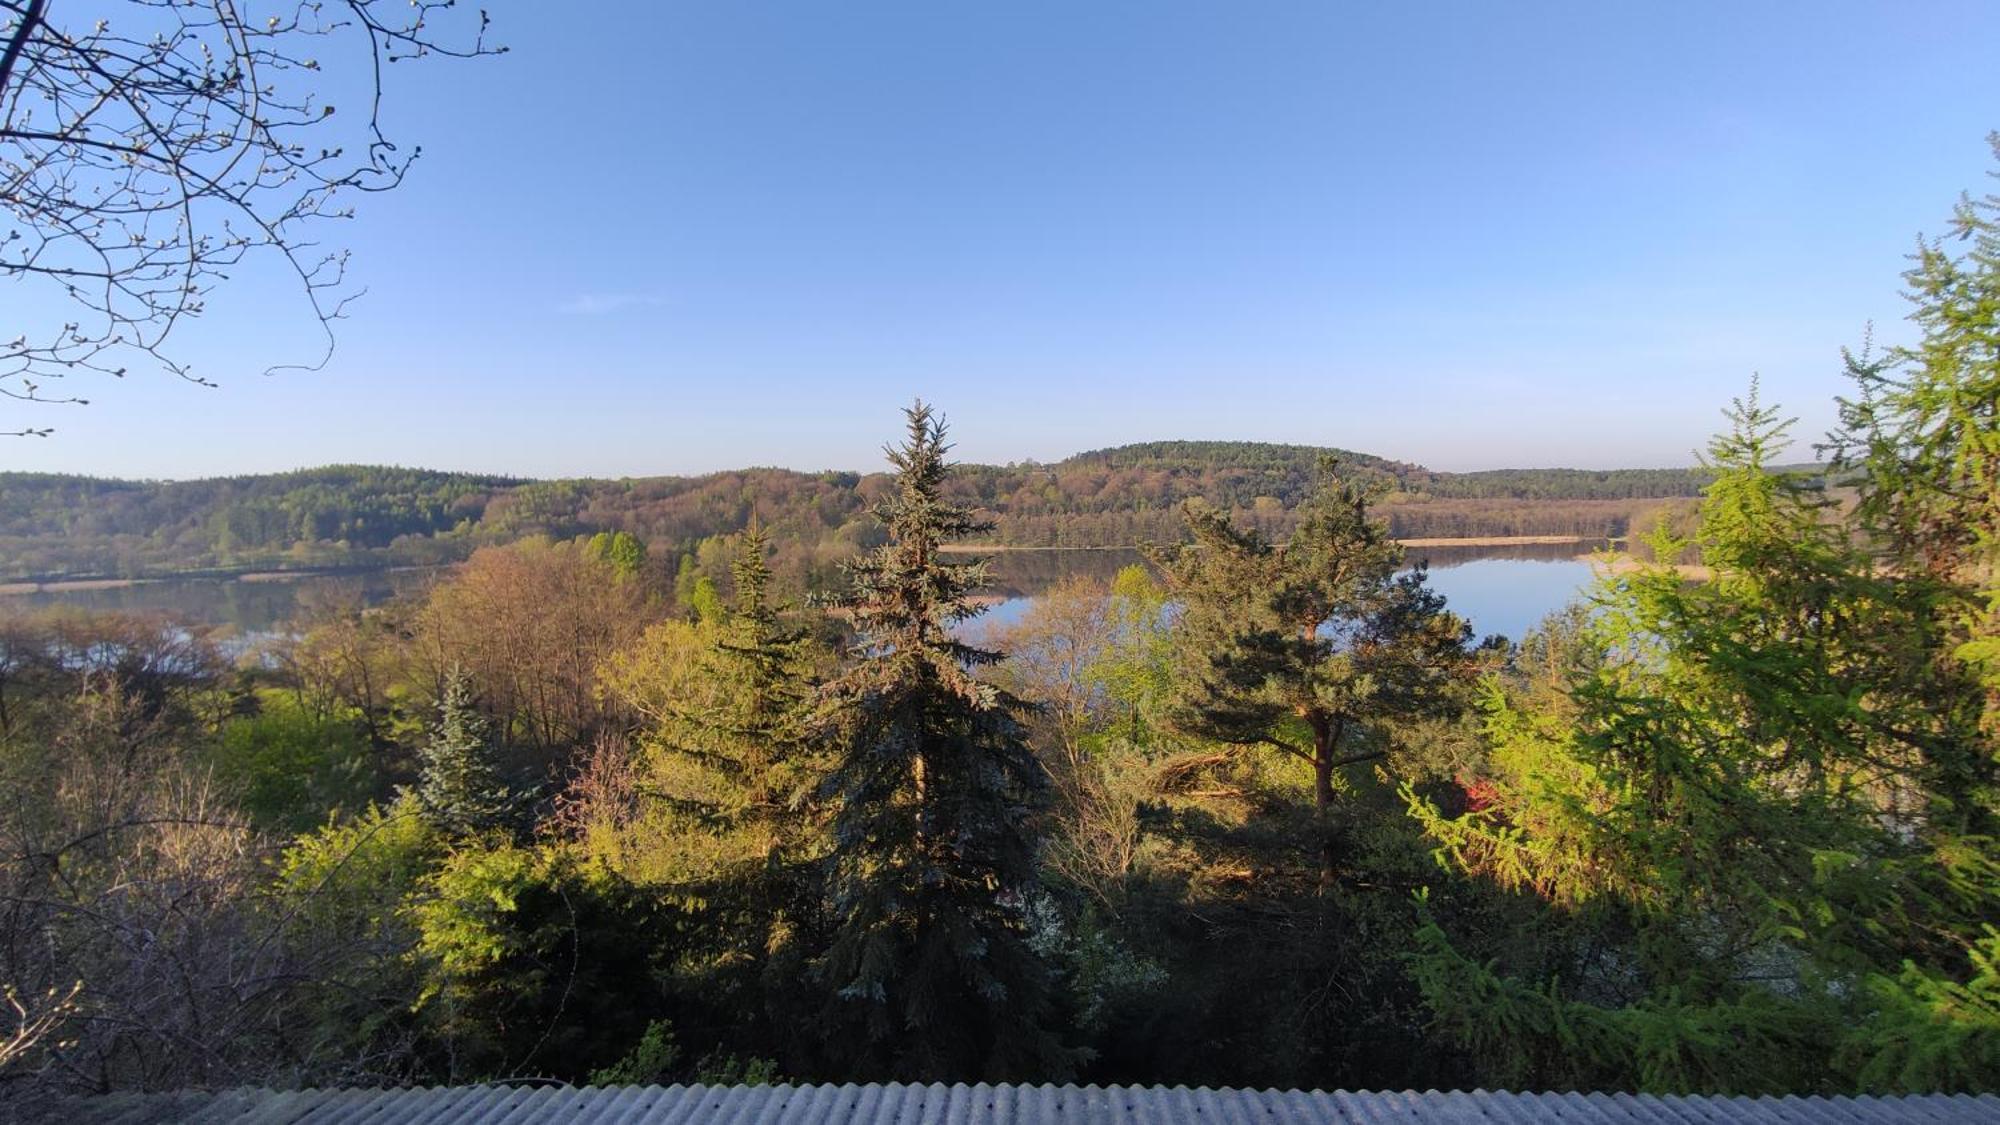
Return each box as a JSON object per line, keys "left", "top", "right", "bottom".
{"left": 2, "top": 542, "right": 1606, "bottom": 647}
{"left": 0, "top": 569, "right": 437, "bottom": 637}
{"left": 1418, "top": 555, "right": 1602, "bottom": 641}
{"left": 975, "top": 542, "right": 1604, "bottom": 644}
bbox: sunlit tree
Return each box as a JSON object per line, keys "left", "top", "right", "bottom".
{"left": 1406, "top": 381, "right": 2000, "bottom": 1092}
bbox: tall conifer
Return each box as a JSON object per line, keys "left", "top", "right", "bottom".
{"left": 1405, "top": 382, "right": 2000, "bottom": 1092}
{"left": 810, "top": 401, "right": 1073, "bottom": 1081}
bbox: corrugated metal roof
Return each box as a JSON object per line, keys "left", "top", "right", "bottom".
{"left": 18, "top": 1082, "right": 2000, "bottom": 1125}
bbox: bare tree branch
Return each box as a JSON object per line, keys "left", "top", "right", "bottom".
{"left": 1, "top": 0, "right": 503, "bottom": 435}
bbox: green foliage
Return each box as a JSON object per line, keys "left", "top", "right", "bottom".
{"left": 588, "top": 1019, "right": 784, "bottom": 1087}
{"left": 810, "top": 402, "right": 1076, "bottom": 1081}
{"left": 1836, "top": 134, "right": 2000, "bottom": 718}
{"left": 1406, "top": 906, "right": 1836, "bottom": 1094}
{"left": 1413, "top": 388, "right": 1926, "bottom": 905}
{"left": 592, "top": 521, "right": 828, "bottom": 1048}
{"left": 0, "top": 465, "right": 509, "bottom": 578}
{"left": 598, "top": 527, "right": 824, "bottom": 868}
{"left": 412, "top": 668, "right": 517, "bottom": 838}
{"left": 1404, "top": 376, "right": 2000, "bottom": 1093}
{"left": 278, "top": 799, "right": 441, "bottom": 933}
{"left": 267, "top": 798, "right": 441, "bottom": 1075}
{"left": 1091, "top": 564, "right": 1176, "bottom": 719}
{"left": 1023, "top": 895, "right": 1168, "bottom": 1038}
{"left": 1150, "top": 458, "right": 1473, "bottom": 882}
{"left": 407, "top": 844, "right": 690, "bottom": 1082}
{"left": 0, "top": 441, "right": 1720, "bottom": 581}
{"left": 689, "top": 576, "right": 724, "bottom": 624}
{"left": 695, "top": 1051, "right": 783, "bottom": 1086}
{"left": 585, "top": 530, "right": 650, "bottom": 577}
{"left": 9, "top": 149, "right": 2000, "bottom": 1095}
{"left": 588, "top": 1019, "right": 681, "bottom": 1086}
{"left": 1069, "top": 439, "right": 1715, "bottom": 500}
{"left": 1845, "top": 928, "right": 2000, "bottom": 1092}
{"left": 212, "top": 694, "right": 377, "bottom": 833}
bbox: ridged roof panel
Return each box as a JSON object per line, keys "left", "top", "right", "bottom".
{"left": 19, "top": 1083, "right": 2000, "bottom": 1125}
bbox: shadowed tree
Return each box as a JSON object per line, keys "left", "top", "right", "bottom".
{"left": 1149, "top": 457, "right": 1473, "bottom": 885}
{"left": 807, "top": 401, "right": 1075, "bottom": 1081}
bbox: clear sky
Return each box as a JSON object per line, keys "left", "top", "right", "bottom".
{"left": 8, "top": 1, "right": 2000, "bottom": 480}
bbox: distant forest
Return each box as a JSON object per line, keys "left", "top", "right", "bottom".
{"left": 0, "top": 442, "right": 1720, "bottom": 580}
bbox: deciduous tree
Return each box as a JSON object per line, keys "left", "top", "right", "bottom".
{"left": 1, "top": 0, "right": 500, "bottom": 434}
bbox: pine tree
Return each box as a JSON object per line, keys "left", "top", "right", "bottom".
{"left": 1149, "top": 457, "right": 1473, "bottom": 885}
{"left": 414, "top": 667, "right": 516, "bottom": 838}
{"left": 1828, "top": 138, "right": 2000, "bottom": 1087}
{"left": 586, "top": 523, "right": 828, "bottom": 1067}
{"left": 808, "top": 401, "right": 1074, "bottom": 1081}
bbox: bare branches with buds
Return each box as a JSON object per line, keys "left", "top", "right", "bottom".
{"left": 0, "top": 981, "right": 78, "bottom": 1079}
{"left": 0, "top": 0, "right": 503, "bottom": 434}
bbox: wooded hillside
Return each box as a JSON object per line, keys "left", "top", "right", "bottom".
{"left": 0, "top": 443, "right": 1716, "bottom": 579}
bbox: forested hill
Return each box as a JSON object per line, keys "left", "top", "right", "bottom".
{"left": 1055, "top": 440, "right": 1716, "bottom": 499}
{"left": 0, "top": 442, "right": 1715, "bottom": 580}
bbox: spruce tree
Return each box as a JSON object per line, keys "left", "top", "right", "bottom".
{"left": 414, "top": 666, "right": 516, "bottom": 838}
{"left": 632, "top": 521, "right": 825, "bottom": 877}
{"left": 589, "top": 523, "right": 827, "bottom": 1066}
{"left": 809, "top": 401, "right": 1074, "bottom": 1081}
{"left": 1828, "top": 140, "right": 2000, "bottom": 1085}
{"left": 716, "top": 521, "right": 822, "bottom": 864}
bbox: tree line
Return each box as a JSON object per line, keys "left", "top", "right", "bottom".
{"left": 0, "top": 448, "right": 1717, "bottom": 582}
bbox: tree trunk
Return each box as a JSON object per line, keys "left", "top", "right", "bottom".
{"left": 1310, "top": 713, "right": 1342, "bottom": 888}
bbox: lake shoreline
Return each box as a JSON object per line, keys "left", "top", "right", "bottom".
{"left": 943, "top": 534, "right": 1607, "bottom": 554}
{"left": 0, "top": 577, "right": 162, "bottom": 595}
{"left": 4, "top": 543, "right": 1610, "bottom": 642}
{"left": 2, "top": 536, "right": 1614, "bottom": 595}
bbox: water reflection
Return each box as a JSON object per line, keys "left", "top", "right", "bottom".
{"left": 972, "top": 541, "right": 1608, "bottom": 645}
{"left": 0, "top": 569, "right": 437, "bottom": 637}
{"left": 1, "top": 541, "right": 1610, "bottom": 648}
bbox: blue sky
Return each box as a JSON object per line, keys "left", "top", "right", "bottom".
{"left": 8, "top": 1, "right": 2000, "bottom": 479}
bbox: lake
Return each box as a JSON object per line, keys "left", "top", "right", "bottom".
{"left": 0, "top": 568, "right": 438, "bottom": 638}
{"left": 0, "top": 541, "right": 1609, "bottom": 647}
{"left": 973, "top": 541, "right": 1605, "bottom": 644}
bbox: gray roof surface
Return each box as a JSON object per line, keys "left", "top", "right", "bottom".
{"left": 21, "top": 1082, "right": 2000, "bottom": 1125}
